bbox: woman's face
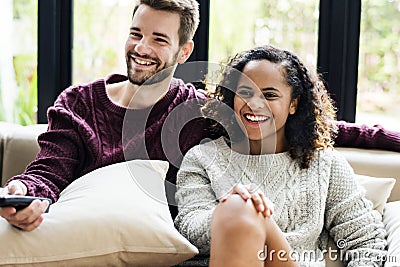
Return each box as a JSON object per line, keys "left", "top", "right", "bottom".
{"left": 233, "top": 60, "right": 297, "bottom": 147}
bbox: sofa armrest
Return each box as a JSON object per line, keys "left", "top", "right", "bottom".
{"left": 1, "top": 124, "right": 47, "bottom": 186}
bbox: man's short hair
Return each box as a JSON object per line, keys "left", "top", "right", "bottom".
{"left": 133, "top": 0, "right": 200, "bottom": 46}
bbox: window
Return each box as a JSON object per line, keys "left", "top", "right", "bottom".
{"left": 0, "top": 0, "right": 38, "bottom": 125}
{"left": 209, "top": 0, "right": 319, "bottom": 69}
{"left": 357, "top": 0, "right": 400, "bottom": 131}
{"left": 73, "top": 0, "right": 134, "bottom": 84}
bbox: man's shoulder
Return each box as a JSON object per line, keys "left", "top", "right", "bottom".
{"left": 61, "top": 74, "right": 127, "bottom": 96}
{"left": 54, "top": 75, "right": 119, "bottom": 110}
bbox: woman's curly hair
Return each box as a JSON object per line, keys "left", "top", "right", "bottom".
{"left": 202, "top": 45, "right": 338, "bottom": 169}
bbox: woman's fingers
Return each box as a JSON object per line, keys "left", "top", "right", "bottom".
{"left": 258, "top": 191, "right": 274, "bottom": 217}
{"left": 221, "top": 183, "right": 274, "bottom": 217}
{"left": 232, "top": 183, "right": 252, "bottom": 200}
{"left": 249, "top": 189, "right": 265, "bottom": 213}
{"left": 245, "top": 184, "right": 274, "bottom": 217}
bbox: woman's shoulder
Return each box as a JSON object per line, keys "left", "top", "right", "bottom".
{"left": 314, "top": 148, "right": 355, "bottom": 182}
{"left": 184, "top": 137, "right": 227, "bottom": 160}
{"left": 317, "top": 147, "right": 346, "bottom": 159}
{"left": 315, "top": 148, "right": 352, "bottom": 169}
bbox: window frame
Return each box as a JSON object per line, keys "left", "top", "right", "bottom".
{"left": 317, "top": 0, "right": 361, "bottom": 122}
{"left": 38, "top": 0, "right": 73, "bottom": 123}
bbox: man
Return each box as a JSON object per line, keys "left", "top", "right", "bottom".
{"left": 0, "top": 0, "right": 206, "bottom": 231}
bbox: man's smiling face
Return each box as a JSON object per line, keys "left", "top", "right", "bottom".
{"left": 125, "top": 4, "right": 182, "bottom": 85}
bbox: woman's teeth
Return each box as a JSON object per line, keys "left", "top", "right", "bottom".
{"left": 245, "top": 114, "right": 268, "bottom": 122}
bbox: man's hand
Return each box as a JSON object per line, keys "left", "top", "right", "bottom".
{"left": 1, "top": 180, "right": 28, "bottom": 196}
{"left": 0, "top": 180, "right": 48, "bottom": 231}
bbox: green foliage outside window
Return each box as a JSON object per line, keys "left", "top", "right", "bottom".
{"left": 357, "top": 0, "right": 400, "bottom": 115}
{"left": 13, "top": 54, "right": 38, "bottom": 125}
{"left": 0, "top": 0, "right": 37, "bottom": 125}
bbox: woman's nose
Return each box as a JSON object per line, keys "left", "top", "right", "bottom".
{"left": 247, "top": 96, "right": 267, "bottom": 110}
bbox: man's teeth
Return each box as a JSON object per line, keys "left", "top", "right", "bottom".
{"left": 134, "top": 58, "right": 153, "bottom": 66}
{"left": 245, "top": 114, "right": 268, "bottom": 122}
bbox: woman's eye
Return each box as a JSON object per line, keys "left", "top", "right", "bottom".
{"left": 263, "top": 92, "right": 278, "bottom": 99}
{"left": 237, "top": 90, "right": 252, "bottom": 97}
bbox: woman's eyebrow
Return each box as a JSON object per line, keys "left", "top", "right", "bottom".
{"left": 238, "top": 85, "right": 279, "bottom": 92}
{"left": 261, "top": 87, "right": 279, "bottom": 92}
{"left": 237, "top": 85, "right": 253, "bottom": 90}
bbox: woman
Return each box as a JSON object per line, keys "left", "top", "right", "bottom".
{"left": 174, "top": 45, "right": 387, "bottom": 266}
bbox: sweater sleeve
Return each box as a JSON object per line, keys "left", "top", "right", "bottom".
{"left": 324, "top": 150, "right": 387, "bottom": 266}
{"left": 334, "top": 120, "right": 400, "bottom": 152}
{"left": 5, "top": 96, "right": 86, "bottom": 202}
{"left": 174, "top": 146, "right": 218, "bottom": 254}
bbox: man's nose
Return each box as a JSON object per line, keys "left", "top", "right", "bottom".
{"left": 134, "top": 39, "right": 152, "bottom": 55}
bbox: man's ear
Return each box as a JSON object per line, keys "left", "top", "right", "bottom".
{"left": 177, "top": 40, "right": 194, "bottom": 64}
{"left": 289, "top": 97, "right": 299, "bottom": 115}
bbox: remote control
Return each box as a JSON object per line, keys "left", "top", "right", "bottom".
{"left": 0, "top": 196, "right": 52, "bottom": 213}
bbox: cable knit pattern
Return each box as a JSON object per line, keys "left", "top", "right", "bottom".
{"left": 175, "top": 137, "right": 387, "bottom": 266}
{"left": 6, "top": 74, "right": 208, "bottom": 210}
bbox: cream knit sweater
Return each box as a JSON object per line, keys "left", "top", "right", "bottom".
{"left": 175, "top": 137, "right": 387, "bottom": 266}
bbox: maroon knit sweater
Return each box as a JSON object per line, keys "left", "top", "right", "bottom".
{"left": 7, "top": 74, "right": 208, "bottom": 207}
{"left": 335, "top": 120, "right": 400, "bottom": 151}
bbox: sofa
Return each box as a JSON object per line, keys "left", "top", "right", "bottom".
{"left": 0, "top": 121, "right": 399, "bottom": 266}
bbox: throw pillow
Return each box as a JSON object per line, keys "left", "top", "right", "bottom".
{"left": 0, "top": 160, "right": 198, "bottom": 266}
{"left": 354, "top": 174, "right": 396, "bottom": 214}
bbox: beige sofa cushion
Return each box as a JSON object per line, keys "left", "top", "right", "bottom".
{"left": 0, "top": 160, "right": 198, "bottom": 266}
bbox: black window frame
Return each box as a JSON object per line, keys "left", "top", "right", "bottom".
{"left": 37, "top": 0, "right": 360, "bottom": 123}
{"left": 38, "top": 0, "right": 73, "bottom": 123}
{"left": 317, "top": 0, "right": 361, "bottom": 122}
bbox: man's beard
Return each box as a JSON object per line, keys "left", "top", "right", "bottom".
{"left": 126, "top": 51, "right": 179, "bottom": 86}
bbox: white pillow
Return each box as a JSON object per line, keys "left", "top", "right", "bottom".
{"left": 0, "top": 160, "right": 198, "bottom": 266}
{"left": 383, "top": 201, "right": 400, "bottom": 267}
{"left": 354, "top": 174, "right": 396, "bottom": 214}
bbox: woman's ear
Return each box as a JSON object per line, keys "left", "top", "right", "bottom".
{"left": 177, "top": 40, "right": 194, "bottom": 64}
{"left": 289, "top": 97, "right": 299, "bottom": 115}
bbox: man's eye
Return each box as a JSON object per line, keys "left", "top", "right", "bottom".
{"left": 155, "top": 38, "right": 168, "bottom": 44}
{"left": 130, "top": 32, "right": 142, "bottom": 38}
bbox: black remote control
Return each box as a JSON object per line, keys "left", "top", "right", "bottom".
{"left": 0, "top": 196, "right": 52, "bottom": 213}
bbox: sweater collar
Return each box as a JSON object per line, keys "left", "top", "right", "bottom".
{"left": 97, "top": 74, "right": 182, "bottom": 117}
